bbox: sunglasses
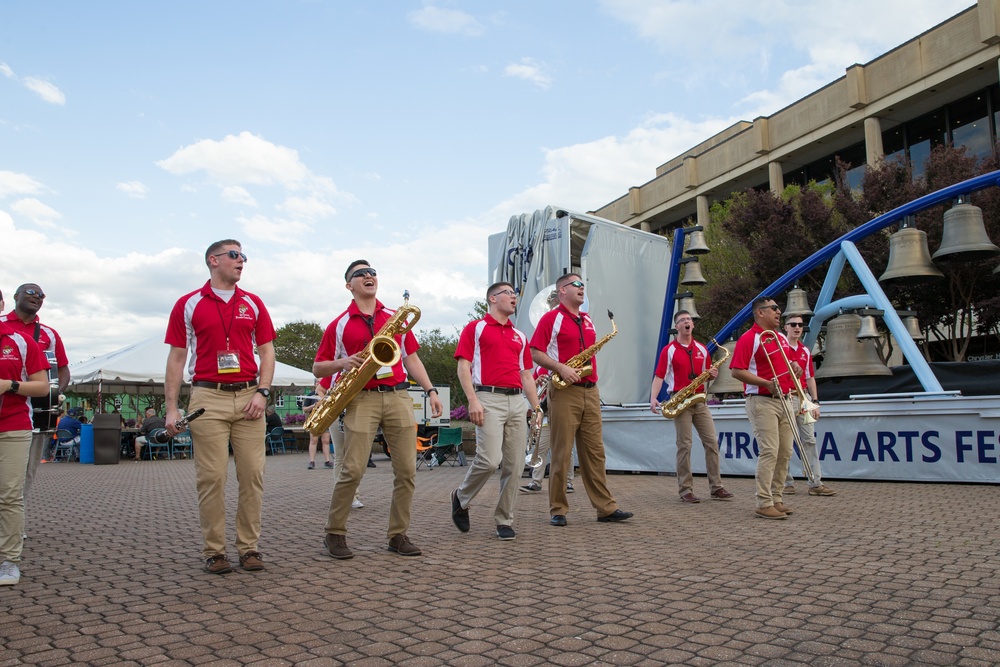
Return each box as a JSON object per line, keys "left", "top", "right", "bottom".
{"left": 22, "top": 289, "right": 46, "bottom": 299}
{"left": 759, "top": 304, "right": 780, "bottom": 312}
{"left": 493, "top": 289, "right": 516, "bottom": 298}
{"left": 212, "top": 250, "right": 248, "bottom": 262}
{"left": 786, "top": 322, "right": 804, "bottom": 328}
{"left": 565, "top": 280, "right": 585, "bottom": 289}
{"left": 350, "top": 267, "right": 377, "bottom": 279}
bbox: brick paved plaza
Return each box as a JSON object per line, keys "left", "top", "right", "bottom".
{"left": 2, "top": 452, "right": 998, "bottom": 666}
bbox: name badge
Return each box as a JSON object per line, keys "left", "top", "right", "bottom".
{"left": 217, "top": 350, "right": 241, "bottom": 374}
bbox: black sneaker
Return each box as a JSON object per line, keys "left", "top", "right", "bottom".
{"left": 550, "top": 514, "right": 567, "bottom": 526}
{"left": 205, "top": 554, "right": 232, "bottom": 574}
{"left": 597, "top": 509, "right": 634, "bottom": 523}
{"left": 451, "top": 489, "right": 470, "bottom": 532}
{"left": 496, "top": 525, "right": 516, "bottom": 540}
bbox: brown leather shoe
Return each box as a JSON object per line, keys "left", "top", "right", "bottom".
{"left": 680, "top": 492, "right": 701, "bottom": 504}
{"left": 388, "top": 534, "right": 422, "bottom": 556}
{"left": 808, "top": 485, "right": 838, "bottom": 496}
{"left": 204, "top": 554, "right": 232, "bottom": 574}
{"left": 324, "top": 533, "right": 354, "bottom": 560}
{"left": 773, "top": 502, "right": 794, "bottom": 515}
{"left": 710, "top": 488, "right": 734, "bottom": 500}
{"left": 239, "top": 551, "right": 264, "bottom": 571}
{"left": 754, "top": 506, "right": 787, "bottom": 520}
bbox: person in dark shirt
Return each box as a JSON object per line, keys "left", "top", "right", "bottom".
{"left": 134, "top": 408, "right": 167, "bottom": 461}
{"left": 265, "top": 405, "right": 282, "bottom": 433}
{"left": 56, "top": 411, "right": 83, "bottom": 460}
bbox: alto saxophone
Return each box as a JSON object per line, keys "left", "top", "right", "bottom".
{"left": 551, "top": 311, "right": 618, "bottom": 390}
{"left": 304, "top": 292, "right": 421, "bottom": 436}
{"left": 660, "top": 342, "right": 729, "bottom": 419}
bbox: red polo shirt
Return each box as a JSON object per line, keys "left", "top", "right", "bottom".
{"left": 165, "top": 281, "right": 276, "bottom": 383}
{"left": 529, "top": 304, "right": 599, "bottom": 383}
{"left": 730, "top": 323, "right": 797, "bottom": 395}
{"left": 454, "top": 314, "right": 531, "bottom": 388}
{"left": 655, "top": 340, "right": 710, "bottom": 393}
{"left": 786, "top": 341, "right": 814, "bottom": 391}
{"left": 2, "top": 311, "right": 68, "bottom": 369}
{"left": 0, "top": 322, "right": 49, "bottom": 431}
{"left": 314, "top": 299, "right": 419, "bottom": 389}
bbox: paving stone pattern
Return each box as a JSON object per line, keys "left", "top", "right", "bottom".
{"left": 2, "top": 453, "right": 998, "bottom": 666}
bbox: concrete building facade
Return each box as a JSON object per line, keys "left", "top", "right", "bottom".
{"left": 594, "top": 1, "right": 1000, "bottom": 235}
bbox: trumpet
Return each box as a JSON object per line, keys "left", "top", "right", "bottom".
{"left": 757, "top": 330, "right": 816, "bottom": 482}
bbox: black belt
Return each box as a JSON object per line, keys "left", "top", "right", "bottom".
{"left": 746, "top": 393, "right": 784, "bottom": 400}
{"left": 362, "top": 382, "right": 410, "bottom": 392}
{"left": 193, "top": 380, "right": 258, "bottom": 392}
{"left": 474, "top": 385, "right": 522, "bottom": 395}
{"left": 574, "top": 382, "right": 597, "bottom": 388}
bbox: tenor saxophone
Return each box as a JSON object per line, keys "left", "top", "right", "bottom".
{"left": 660, "top": 342, "right": 729, "bottom": 419}
{"left": 550, "top": 311, "right": 618, "bottom": 390}
{"left": 304, "top": 292, "right": 421, "bottom": 436}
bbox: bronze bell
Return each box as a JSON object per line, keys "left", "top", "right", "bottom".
{"left": 680, "top": 258, "right": 707, "bottom": 285}
{"left": 784, "top": 286, "right": 814, "bottom": 317}
{"left": 814, "top": 313, "right": 892, "bottom": 378}
{"left": 685, "top": 230, "right": 710, "bottom": 255}
{"left": 708, "top": 341, "right": 744, "bottom": 395}
{"left": 879, "top": 218, "right": 944, "bottom": 286}
{"left": 856, "top": 314, "right": 881, "bottom": 340}
{"left": 932, "top": 201, "right": 1000, "bottom": 263}
{"left": 676, "top": 294, "right": 700, "bottom": 320}
{"left": 901, "top": 314, "right": 925, "bottom": 341}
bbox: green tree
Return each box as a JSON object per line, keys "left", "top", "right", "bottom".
{"left": 274, "top": 321, "right": 323, "bottom": 371}
{"left": 415, "top": 328, "right": 462, "bottom": 410}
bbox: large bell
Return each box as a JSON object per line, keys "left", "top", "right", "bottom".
{"left": 680, "top": 258, "right": 707, "bottom": 285}
{"left": 932, "top": 201, "right": 1000, "bottom": 263}
{"left": 856, "top": 313, "right": 881, "bottom": 340}
{"left": 675, "top": 292, "right": 700, "bottom": 320}
{"left": 708, "top": 341, "right": 743, "bottom": 395}
{"left": 784, "top": 286, "right": 814, "bottom": 317}
{"left": 685, "top": 230, "right": 710, "bottom": 255}
{"left": 814, "top": 313, "right": 892, "bottom": 378}
{"left": 901, "top": 314, "right": 925, "bottom": 341}
{"left": 879, "top": 219, "right": 944, "bottom": 285}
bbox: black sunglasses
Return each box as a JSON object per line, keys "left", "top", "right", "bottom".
{"left": 350, "top": 267, "right": 377, "bottom": 279}
{"left": 759, "top": 304, "right": 780, "bottom": 312}
{"left": 786, "top": 322, "right": 804, "bottom": 328}
{"left": 566, "top": 280, "right": 584, "bottom": 288}
{"left": 22, "top": 289, "right": 46, "bottom": 299}
{"left": 212, "top": 250, "right": 248, "bottom": 262}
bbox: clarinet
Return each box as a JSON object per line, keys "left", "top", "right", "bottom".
{"left": 151, "top": 408, "right": 206, "bottom": 444}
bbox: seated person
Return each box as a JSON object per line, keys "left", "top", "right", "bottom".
{"left": 265, "top": 405, "right": 283, "bottom": 433}
{"left": 56, "top": 410, "right": 84, "bottom": 460}
{"left": 134, "top": 408, "right": 166, "bottom": 460}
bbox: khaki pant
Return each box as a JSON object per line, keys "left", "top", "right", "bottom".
{"left": 22, "top": 430, "right": 53, "bottom": 502}
{"left": 745, "top": 395, "right": 793, "bottom": 508}
{"left": 528, "top": 425, "right": 574, "bottom": 485}
{"left": 547, "top": 384, "right": 618, "bottom": 518}
{"left": 673, "top": 402, "right": 723, "bottom": 496}
{"left": 326, "top": 390, "right": 415, "bottom": 539}
{"left": 188, "top": 386, "right": 266, "bottom": 559}
{"left": 0, "top": 430, "right": 32, "bottom": 562}
{"left": 456, "top": 391, "right": 528, "bottom": 526}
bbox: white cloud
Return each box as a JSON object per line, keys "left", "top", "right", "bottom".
{"left": 504, "top": 58, "right": 551, "bottom": 90}
{"left": 277, "top": 195, "right": 335, "bottom": 220}
{"left": 157, "top": 132, "right": 312, "bottom": 188}
{"left": 22, "top": 77, "right": 66, "bottom": 105}
{"left": 0, "top": 63, "right": 14, "bottom": 79}
{"left": 116, "top": 180, "right": 149, "bottom": 199}
{"left": 221, "top": 185, "right": 258, "bottom": 207}
{"left": 0, "top": 171, "right": 46, "bottom": 199}
{"left": 236, "top": 213, "right": 312, "bottom": 245}
{"left": 9, "top": 197, "right": 62, "bottom": 229}
{"left": 409, "top": 6, "right": 484, "bottom": 36}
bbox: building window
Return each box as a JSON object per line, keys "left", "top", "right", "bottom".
{"left": 907, "top": 111, "right": 946, "bottom": 179}
{"left": 275, "top": 394, "right": 284, "bottom": 408}
{"left": 949, "top": 93, "right": 992, "bottom": 160}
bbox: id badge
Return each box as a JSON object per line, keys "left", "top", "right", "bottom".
{"left": 217, "top": 350, "right": 241, "bottom": 374}
{"left": 375, "top": 365, "right": 394, "bottom": 379}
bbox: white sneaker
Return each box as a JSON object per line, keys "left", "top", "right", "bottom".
{"left": 351, "top": 497, "right": 364, "bottom": 509}
{"left": 0, "top": 560, "right": 21, "bottom": 586}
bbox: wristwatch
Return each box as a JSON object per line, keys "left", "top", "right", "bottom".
{"left": 256, "top": 387, "right": 271, "bottom": 398}
{"left": 425, "top": 387, "right": 439, "bottom": 396}
{"left": 7, "top": 380, "right": 19, "bottom": 394}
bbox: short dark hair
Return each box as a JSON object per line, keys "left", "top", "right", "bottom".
{"left": 486, "top": 282, "right": 514, "bottom": 299}
{"left": 673, "top": 310, "right": 692, "bottom": 323}
{"left": 556, "top": 273, "right": 581, "bottom": 289}
{"left": 752, "top": 295, "right": 776, "bottom": 311}
{"left": 345, "top": 259, "right": 371, "bottom": 282}
{"left": 205, "top": 239, "right": 241, "bottom": 267}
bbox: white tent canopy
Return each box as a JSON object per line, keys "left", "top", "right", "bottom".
{"left": 68, "top": 337, "right": 315, "bottom": 395}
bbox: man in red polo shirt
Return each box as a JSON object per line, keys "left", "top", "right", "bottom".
{"left": 450, "top": 282, "right": 541, "bottom": 541}
{"left": 730, "top": 295, "right": 800, "bottom": 520}
{"left": 314, "top": 259, "right": 442, "bottom": 560}
{"left": 649, "top": 310, "right": 733, "bottom": 504}
{"left": 164, "top": 239, "right": 276, "bottom": 574}
{"left": 3, "top": 283, "right": 70, "bottom": 508}
{"left": 530, "top": 273, "right": 633, "bottom": 527}
{"left": 0, "top": 288, "right": 51, "bottom": 586}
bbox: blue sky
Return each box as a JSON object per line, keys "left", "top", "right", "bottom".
{"left": 1, "top": 0, "right": 972, "bottom": 363}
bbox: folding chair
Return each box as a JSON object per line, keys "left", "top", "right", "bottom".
{"left": 144, "top": 428, "right": 172, "bottom": 460}
{"left": 266, "top": 427, "right": 287, "bottom": 455}
{"left": 51, "top": 429, "right": 76, "bottom": 462}
{"left": 415, "top": 435, "right": 435, "bottom": 469}
{"left": 171, "top": 432, "right": 193, "bottom": 459}
{"left": 430, "top": 427, "right": 466, "bottom": 467}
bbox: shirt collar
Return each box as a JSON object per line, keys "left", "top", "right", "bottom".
{"left": 199, "top": 279, "right": 245, "bottom": 301}
{"left": 348, "top": 299, "right": 385, "bottom": 318}
{"left": 483, "top": 313, "right": 513, "bottom": 328}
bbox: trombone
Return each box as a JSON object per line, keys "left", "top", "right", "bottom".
{"left": 758, "top": 330, "right": 817, "bottom": 482}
